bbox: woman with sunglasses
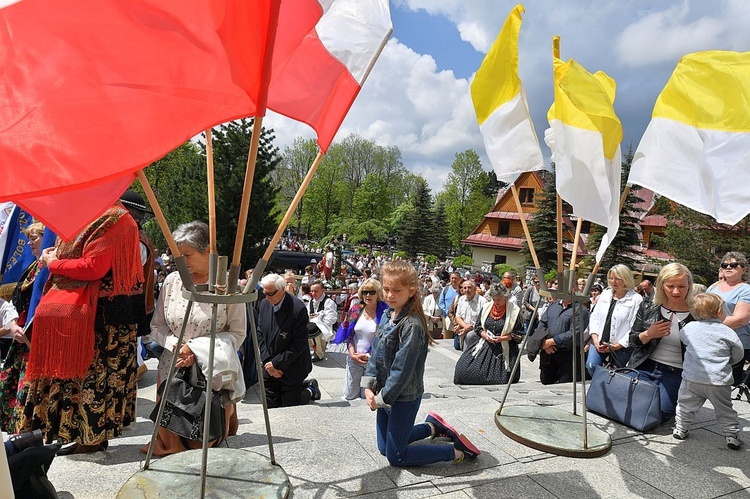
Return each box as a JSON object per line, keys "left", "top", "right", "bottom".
{"left": 707, "top": 252, "right": 750, "bottom": 386}
{"left": 341, "top": 278, "right": 388, "bottom": 400}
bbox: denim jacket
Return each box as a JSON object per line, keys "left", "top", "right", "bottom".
{"left": 361, "top": 308, "right": 428, "bottom": 407}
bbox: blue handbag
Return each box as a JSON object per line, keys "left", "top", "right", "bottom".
{"left": 586, "top": 366, "right": 662, "bottom": 432}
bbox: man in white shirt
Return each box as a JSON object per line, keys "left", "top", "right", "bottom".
{"left": 307, "top": 280, "right": 338, "bottom": 362}
{"left": 453, "top": 281, "right": 487, "bottom": 351}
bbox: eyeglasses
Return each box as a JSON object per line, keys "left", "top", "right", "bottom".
{"left": 721, "top": 262, "right": 743, "bottom": 269}
{"left": 264, "top": 289, "right": 279, "bottom": 297}
{"left": 362, "top": 290, "right": 377, "bottom": 296}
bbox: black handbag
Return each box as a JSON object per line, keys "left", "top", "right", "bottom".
{"left": 453, "top": 339, "right": 520, "bottom": 385}
{"left": 150, "top": 364, "right": 225, "bottom": 442}
{"left": 586, "top": 366, "right": 662, "bottom": 432}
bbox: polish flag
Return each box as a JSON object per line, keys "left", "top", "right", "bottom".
{"left": 0, "top": 0, "right": 391, "bottom": 240}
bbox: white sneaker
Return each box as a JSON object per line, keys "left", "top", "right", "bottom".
{"left": 726, "top": 435, "right": 744, "bottom": 450}
{"left": 672, "top": 429, "right": 688, "bottom": 440}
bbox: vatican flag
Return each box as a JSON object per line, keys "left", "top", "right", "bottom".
{"left": 471, "top": 4, "right": 544, "bottom": 179}
{"left": 628, "top": 51, "right": 750, "bottom": 225}
{"left": 546, "top": 57, "right": 623, "bottom": 263}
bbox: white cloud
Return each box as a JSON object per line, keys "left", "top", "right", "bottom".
{"left": 269, "top": 1, "right": 748, "bottom": 195}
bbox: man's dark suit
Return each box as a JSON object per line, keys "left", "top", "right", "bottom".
{"left": 257, "top": 291, "right": 313, "bottom": 407}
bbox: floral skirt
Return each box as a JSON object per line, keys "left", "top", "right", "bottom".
{"left": 0, "top": 341, "right": 30, "bottom": 432}
{"left": 16, "top": 323, "right": 138, "bottom": 444}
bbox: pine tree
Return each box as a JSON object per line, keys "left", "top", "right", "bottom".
{"left": 522, "top": 169, "right": 559, "bottom": 272}
{"left": 399, "top": 178, "right": 435, "bottom": 257}
{"left": 432, "top": 200, "right": 451, "bottom": 258}
{"left": 584, "top": 144, "right": 644, "bottom": 271}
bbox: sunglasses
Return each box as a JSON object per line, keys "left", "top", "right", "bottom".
{"left": 264, "top": 289, "right": 279, "bottom": 297}
{"left": 721, "top": 262, "right": 743, "bottom": 269}
{"left": 362, "top": 290, "right": 377, "bottom": 296}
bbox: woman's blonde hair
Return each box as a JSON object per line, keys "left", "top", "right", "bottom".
{"left": 608, "top": 264, "right": 635, "bottom": 291}
{"left": 654, "top": 262, "right": 694, "bottom": 306}
{"left": 380, "top": 260, "right": 433, "bottom": 345}
{"left": 22, "top": 221, "right": 45, "bottom": 239}
{"left": 690, "top": 292, "right": 724, "bottom": 321}
{"left": 358, "top": 277, "right": 383, "bottom": 301}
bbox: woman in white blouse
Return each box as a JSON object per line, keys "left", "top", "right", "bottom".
{"left": 143, "top": 221, "right": 246, "bottom": 456}
{"left": 585, "top": 264, "right": 643, "bottom": 376}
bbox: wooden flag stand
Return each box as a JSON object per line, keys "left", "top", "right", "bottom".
{"left": 493, "top": 35, "right": 612, "bottom": 458}
{"left": 119, "top": 160, "right": 291, "bottom": 498}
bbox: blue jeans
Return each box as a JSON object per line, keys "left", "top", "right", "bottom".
{"left": 628, "top": 359, "right": 683, "bottom": 422}
{"left": 376, "top": 398, "right": 454, "bottom": 466}
{"left": 585, "top": 346, "right": 633, "bottom": 377}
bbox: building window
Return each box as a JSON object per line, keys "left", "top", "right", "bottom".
{"left": 519, "top": 188, "right": 534, "bottom": 205}
{"left": 494, "top": 255, "right": 507, "bottom": 264}
{"left": 498, "top": 221, "right": 510, "bottom": 236}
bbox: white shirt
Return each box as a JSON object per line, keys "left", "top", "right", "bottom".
{"left": 455, "top": 294, "right": 487, "bottom": 328}
{"left": 308, "top": 294, "right": 338, "bottom": 341}
{"left": 588, "top": 289, "right": 643, "bottom": 347}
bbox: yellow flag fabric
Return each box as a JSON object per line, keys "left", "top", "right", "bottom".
{"left": 470, "top": 4, "right": 543, "bottom": 179}
{"left": 549, "top": 57, "right": 622, "bottom": 161}
{"left": 545, "top": 56, "right": 622, "bottom": 263}
{"left": 629, "top": 50, "right": 750, "bottom": 225}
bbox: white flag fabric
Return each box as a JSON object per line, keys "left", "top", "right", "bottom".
{"left": 629, "top": 50, "right": 750, "bottom": 225}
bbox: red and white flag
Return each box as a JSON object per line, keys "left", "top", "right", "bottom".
{"left": 0, "top": 0, "right": 391, "bottom": 239}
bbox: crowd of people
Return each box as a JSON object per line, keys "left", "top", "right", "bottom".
{"left": 1, "top": 205, "right": 748, "bottom": 496}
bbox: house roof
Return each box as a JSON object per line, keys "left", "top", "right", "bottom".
{"left": 462, "top": 234, "right": 524, "bottom": 250}
{"left": 483, "top": 211, "right": 533, "bottom": 221}
{"left": 641, "top": 214, "right": 668, "bottom": 228}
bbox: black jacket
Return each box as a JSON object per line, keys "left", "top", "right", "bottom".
{"left": 627, "top": 301, "right": 692, "bottom": 369}
{"left": 257, "top": 292, "right": 312, "bottom": 385}
{"left": 539, "top": 300, "right": 589, "bottom": 351}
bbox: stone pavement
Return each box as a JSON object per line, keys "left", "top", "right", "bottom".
{"left": 46, "top": 340, "right": 750, "bottom": 498}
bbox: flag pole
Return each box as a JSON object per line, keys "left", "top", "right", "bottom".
{"left": 136, "top": 171, "right": 195, "bottom": 293}
{"left": 243, "top": 150, "right": 326, "bottom": 293}
{"left": 262, "top": 151, "right": 324, "bottom": 264}
{"left": 227, "top": 0, "right": 282, "bottom": 290}
{"left": 570, "top": 217, "right": 583, "bottom": 271}
{"left": 552, "top": 35, "right": 564, "bottom": 274}
{"left": 511, "top": 185, "right": 540, "bottom": 269}
{"left": 205, "top": 129, "right": 219, "bottom": 291}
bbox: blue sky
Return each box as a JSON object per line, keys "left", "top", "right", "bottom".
{"left": 265, "top": 0, "right": 750, "bottom": 193}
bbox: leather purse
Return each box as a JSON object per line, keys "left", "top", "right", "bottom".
{"left": 150, "top": 364, "right": 225, "bottom": 442}
{"left": 586, "top": 366, "right": 662, "bottom": 432}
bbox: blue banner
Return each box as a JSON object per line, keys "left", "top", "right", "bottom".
{"left": 26, "top": 227, "right": 57, "bottom": 326}
{"left": 0, "top": 206, "right": 34, "bottom": 284}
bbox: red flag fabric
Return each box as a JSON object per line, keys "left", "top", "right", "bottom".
{"left": 0, "top": 0, "right": 391, "bottom": 239}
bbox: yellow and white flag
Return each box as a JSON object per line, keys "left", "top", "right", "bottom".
{"left": 628, "top": 50, "right": 750, "bottom": 225}
{"left": 470, "top": 4, "right": 543, "bottom": 180}
{"left": 546, "top": 57, "right": 622, "bottom": 263}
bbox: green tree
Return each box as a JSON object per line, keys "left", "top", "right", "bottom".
{"left": 432, "top": 200, "right": 451, "bottom": 258}
{"left": 522, "top": 168, "right": 559, "bottom": 272}
{"left": 584, "top": 144, "right": 644, "bottom": 271}
{"left": 208, "top": 119, "right": 280, "bottom": 265}
{"left": 272, "top": 137, "right": 318, "bottom": 237}
{"left": 140, "top": 141, "right": 207, "bottom": 253}
{"left": 439, "top": 149, "right": 494, "bottom": 252}
{"left": 398, "top": 178, "right": 435, "bottom": 257}
{"left": 656, "top": 207, "right": 750, "bottom": 285}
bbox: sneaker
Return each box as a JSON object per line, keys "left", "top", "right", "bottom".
{"left": 426, "top": 412, "right": 460, "bottom": 441}
{"left": 306, "top": 378, "right": 321, "bottom": 401}
{"left": 453, "top": 433, "right": 480, "bottom": 460}
{"left": 672, "top": 429, "right": 688, "bottom": 440}
{"left": 726, "top": 435, "right": 744, "bottom": 450}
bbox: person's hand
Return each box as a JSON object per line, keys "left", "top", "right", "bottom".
{"left": 645, "top": 319, "right": 671, "bottom": 340}
{"left": 595, "top": 340, "right": 609, "bottom": 353}
{"left": 355, "top": 353, "right": 369, "bottom": 366}
{"left": 40, "top": 247, "right": 58, "bottom": 267}
{"left": 609, "top": 342, "right": 622, "bottom": 351}
{"left": 364, "top": 388, "right": 378, "bottom": 411}
{"left": 175, "top": 343, "right": 195, "bottom": 368}
{"left": 9, "top": 321, "right": 29, "bottom": 345}
{"left": 543, "top": 338, "right": 557, "bottom": 354}
{"left": 264, "top": 361, "right": 283, "bottom": 378}
{"left": 495, "top": 334, "right": 512, "bottom": 342}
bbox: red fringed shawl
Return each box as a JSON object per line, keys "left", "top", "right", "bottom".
{"left": 25, "top": 206, "right": 143, "bottom": 381}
